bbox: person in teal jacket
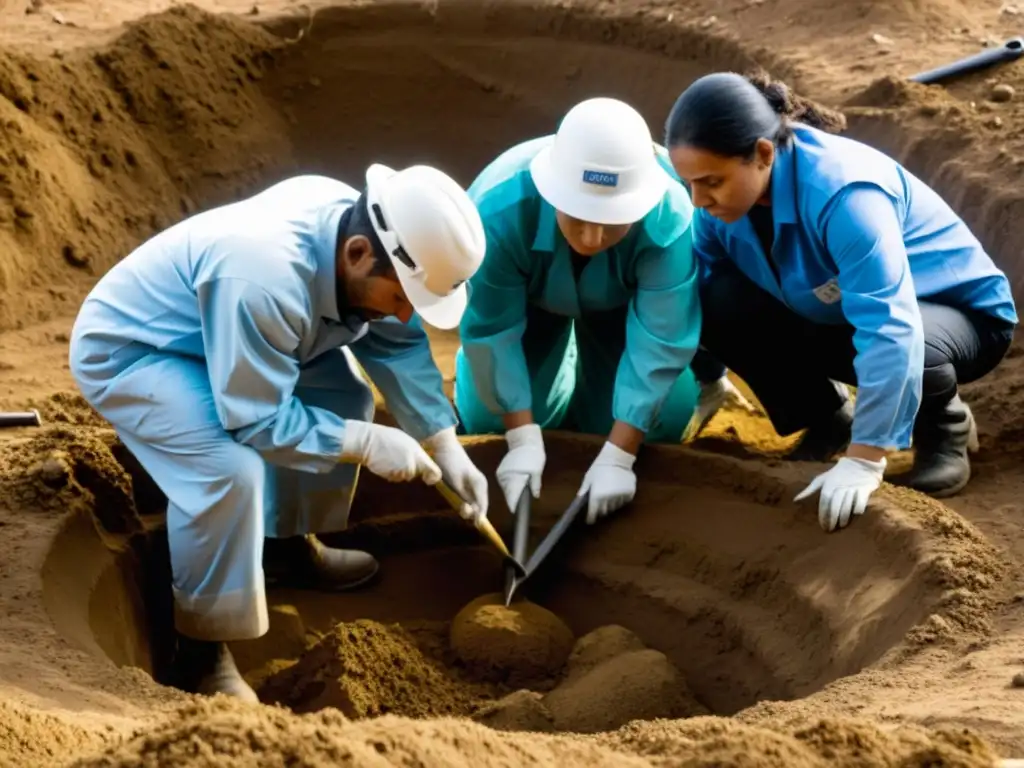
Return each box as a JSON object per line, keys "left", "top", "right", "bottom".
{"left": 664, "top": 72, "right": 1017, "bottom": 531}
{"left": 454, "top": 97, "right": 708, "bottom": 525}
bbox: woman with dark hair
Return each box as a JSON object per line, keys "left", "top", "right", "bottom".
{"left": 665, "top": 71, "right": 1017, "bottom": 532}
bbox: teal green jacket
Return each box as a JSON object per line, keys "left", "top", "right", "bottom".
{"left": 459, "top": 136, "right": 701, "bottom": 433}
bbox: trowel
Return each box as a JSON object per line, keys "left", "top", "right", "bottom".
{"left": 503, "top": 488, "right": 532, "bottom": 605}
{"left": 435, "top": 480, "right": 526, "bottom": 579}
{"left": 503, "top": 490, "right": 590, "bottom": 605}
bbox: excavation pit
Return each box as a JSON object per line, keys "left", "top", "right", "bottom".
{"left": 39, "top": 428, "right": 992, "bottom": 732}
{"left": 0, "top": 1, "right": 1007, "bottom": 761}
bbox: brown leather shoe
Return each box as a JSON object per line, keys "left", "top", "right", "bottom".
{"left": 264, "top": 533, "right": 379, "bottom": 592}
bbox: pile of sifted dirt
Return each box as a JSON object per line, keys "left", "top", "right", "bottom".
{"left": 258, "top": 619, "right": 500, "bottom": 719}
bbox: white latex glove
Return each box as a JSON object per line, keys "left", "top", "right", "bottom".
{"left": 578, "top": 441, "right": 637, "bottom": 525}
{"left": 340, "top": 420, "right": 442, "bottom": 485}
{"left": 422, "top": 427, "right": 489, "bottom": 523}
{"left": 685, "top": 375, "right": 758, "bottom": 441}
{"left": 496, "top": 423, "right": 545, "bottom": 514}
{"left": 794, "top": 456, "right": 886, "bottom": 532}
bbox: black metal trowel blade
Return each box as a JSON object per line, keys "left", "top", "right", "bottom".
{"left": 503, "top": 488, "right": 532, "bottom": 605}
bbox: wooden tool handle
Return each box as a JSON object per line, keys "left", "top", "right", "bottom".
{"left": 436, "top": 480, "right": 513, "bottom": 558}
{"left": 476, "top": 517, "right": 513, "bottom": 559}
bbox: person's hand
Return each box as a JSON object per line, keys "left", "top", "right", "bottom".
{"left": 496, "top": 423, "right": 545, "bottom": 513}
{"left": 685, "top": 375, "right": 758, "bottom": 441}
{"left": 794, "top": 456, "right": 886, "bottom": 532}
{"left": 578, "top": 441, "right": 637, "bottom": 525}
{"left": 422, "top": 427, "right": 489, "bottom": 523}
{"left": 340, "top": 420, "right": 442, "bottom": 485}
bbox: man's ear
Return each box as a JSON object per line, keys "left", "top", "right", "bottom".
{"left": 343, "top": 235, "right": 375, "bottom": 273}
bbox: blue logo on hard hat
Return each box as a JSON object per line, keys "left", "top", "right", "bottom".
{"left": 582, "top": 170, "right": 619, "bottom": 187}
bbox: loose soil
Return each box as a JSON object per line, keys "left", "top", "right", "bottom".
{"left": 3, "top": 0, "right": 1024, "bottom": 766}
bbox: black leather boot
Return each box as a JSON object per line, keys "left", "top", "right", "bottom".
{"left": 264, "top": 533, "right": 379, "bottom": 592}
{"left": 891, "top": 394, "right": 978, "bottom": 498}
{"left": 786, "top": 387, "right": 854, "bottom": 462}
{"left": 176, "top": 635, "right": 259, "bottom": 703}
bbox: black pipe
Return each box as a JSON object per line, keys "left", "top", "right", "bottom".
{"left": 0, "top": 410, "right": 41, "bottom": 428}
{"left": 909, "top": 38, "right": 1024, "bottom": 85}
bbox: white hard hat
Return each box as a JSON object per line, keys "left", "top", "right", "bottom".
{"left": 529, "top": 97, "right": 669, "bottom": 226}
{"left": 365, "top": 163, "right": 486, "bottom": 330}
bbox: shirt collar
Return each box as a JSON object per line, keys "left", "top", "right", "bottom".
{"left": 531, "top": 199, "right": 558, "bottom": 252}
{"left": 770, "top": 138, "right": 799, "bottom": 225}
{"left": 314, "top": 199, "right": 353, "bottom": 323}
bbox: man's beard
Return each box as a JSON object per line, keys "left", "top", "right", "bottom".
{"left": 337, "top": 281, "right": 383, "bottom": 325}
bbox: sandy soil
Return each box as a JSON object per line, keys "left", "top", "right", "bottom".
{"left": 3, "top": 0, "right": 1024, "bottom": 765}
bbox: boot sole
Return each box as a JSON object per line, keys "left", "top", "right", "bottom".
{"left": 265, "top": 561, "right": 381, "bottom": 593}
{"left": 921, "top": 470, "right": 972, "bottom": 499}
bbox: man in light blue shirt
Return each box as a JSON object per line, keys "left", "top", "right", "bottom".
{"left": 666, "top": 72, "right": 1017, "bottom": 532}
{"left": 69, "top": 166, "right": 489, "bottom": 701}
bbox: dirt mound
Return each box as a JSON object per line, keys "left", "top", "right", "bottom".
{"left": 65, "top": 696, "right": 1000, "bottom": 768}
{"left": 600, "top": 717, "right": 998, "bottom": 767}
{"left": 450, "top": 594, "right": 575, "bottom": 685}
{"left": 0, "top": 4, "right": 293, "bottom": 332}
{"left": 545, "top": 648, "right": 707, "bottom": 734}
{"left": 0, "top": 699, "right": 115, "bottom": 767}
{"left": 0, "top": 425, "right": 141, "bottom": 537}
{"left": 258, "top": 619, "right": 497, "bottom": 719}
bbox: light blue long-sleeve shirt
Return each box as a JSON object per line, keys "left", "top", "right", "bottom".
{"left": 70, "top": 174, "right": 456, "bottom": 474}
{"left": 459, "top": 136, "right": 701, "bottom": 434}
{"left": 692, "top": 124, "right": 1017, "bottom": 449}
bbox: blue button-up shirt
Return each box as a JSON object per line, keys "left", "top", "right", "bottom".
{"left": 71, "top": 175, "right": 456, "bottom": 473}
{"left": 693, "top": 124, "right": 1017, "bottom": 449}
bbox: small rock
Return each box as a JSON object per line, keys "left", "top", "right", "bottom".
{"left": 986, "top": 116, "right": 1004, "bottom": 129}
{"left": 62, "top": 244, "right": 89, "bottom": 268}
{"left": 699, "top": 15, "right": 717, "bottom": 28}
{"left": 871, "top": 33, "right": 894, "bottom": 45}
{"left": 1012, "top": 671, "right": 1024, "bottom": 688}
{"left": 990, "top": 83, "right": 1015, "bottom": 102}
{"left": 249, "top": 3, "right": 259, "bottom": 13}
{"left": 38, "top": 453, "right": 72, "bottom": 488}
{"left": 309, "top": 76, "right": 321, "bottom": 87}
{"left": 1001, "top": 3, "right": 1020, "bottom": 15}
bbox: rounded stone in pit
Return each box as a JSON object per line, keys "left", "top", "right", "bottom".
{"left": 450, "top": 593, "right": 574, "bottom": 683}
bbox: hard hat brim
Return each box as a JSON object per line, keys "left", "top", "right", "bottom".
{"left": 366, "top": 163, "right": 470, "bottom": 331}
{"left": 396, "top": 267, "right": 469, "bottom": 330}
{"left": 528, "top": 145, "right": 670, "bottom": 227}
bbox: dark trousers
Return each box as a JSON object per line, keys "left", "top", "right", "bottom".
{"left": 691, "top": 261, "right": 1015, "bottom": 437}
